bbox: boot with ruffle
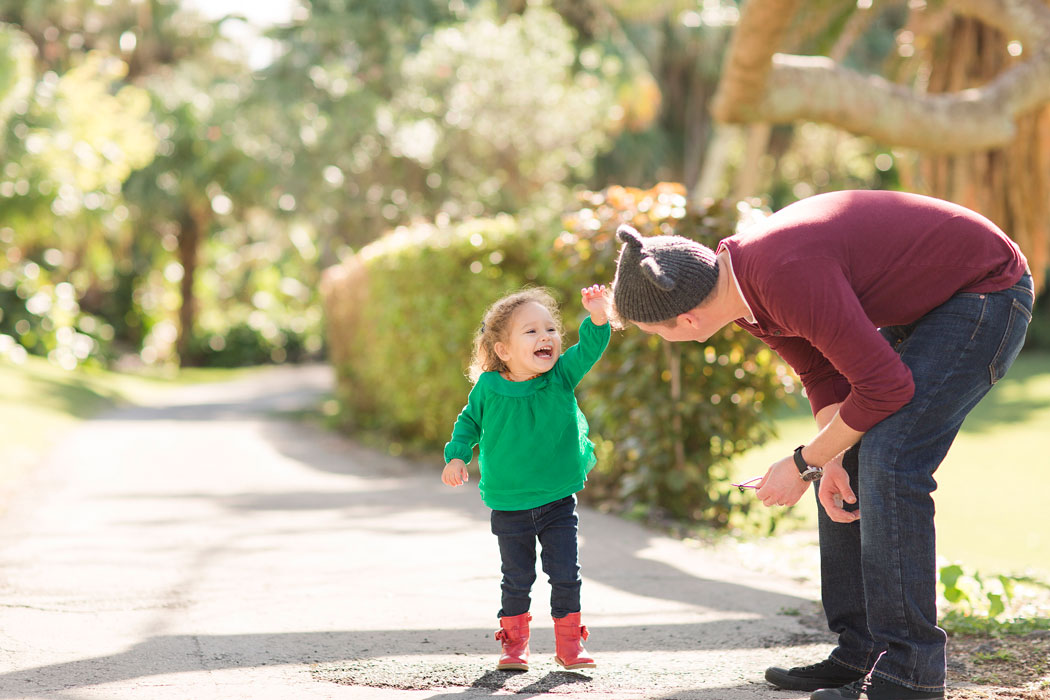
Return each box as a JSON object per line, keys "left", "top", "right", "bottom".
{"left": 553, "top": 612, "right": 596, "bottom": 670}
{"left": 495, "top": 612, "right": 531, "bottom": 671}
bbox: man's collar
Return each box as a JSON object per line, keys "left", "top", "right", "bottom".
{"left": 719, "top": 248, "right": 757, "bottom": 325}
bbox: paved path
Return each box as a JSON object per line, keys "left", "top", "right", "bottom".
{"left": 0, "top": 365, "right": 831, "bottom": 699}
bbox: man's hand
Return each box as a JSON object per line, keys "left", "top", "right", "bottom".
{"left": 442, "top": 459, "right": 469, "bottom": 487}
{"left": 755, "top": 455, "right": 811, "bottom": 507}
{"left": 818, "top": 460, "right": 859, "bottom": 523}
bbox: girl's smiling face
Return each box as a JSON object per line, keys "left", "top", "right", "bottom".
{"left": 494, "top": 301, "right": 562, "bottom": 380}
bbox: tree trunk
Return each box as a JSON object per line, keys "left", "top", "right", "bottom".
{"left": 917, "top": 17, "right": 1049, "bottom": 290}
{"left": 176, "top": 207, "right": 205, "bottom": 366}
{"left": 712, "top": 0, "right": 1050, "bottom": 290}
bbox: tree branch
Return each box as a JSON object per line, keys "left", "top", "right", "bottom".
{"left": 711, "top": 0, "right": 1050, "bottom": 153}
{"left": 710, "top": 0, "right": 802, "bottom": 122}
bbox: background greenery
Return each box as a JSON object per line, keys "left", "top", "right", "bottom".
{"left": 2, "top": 0, "right": 1048, "bottom": 597}
{"left": 324, "top": 182, "right": 799, "bottom": 526}
{"left": 728, "top": 351, "right": 1050, "bottom": 580}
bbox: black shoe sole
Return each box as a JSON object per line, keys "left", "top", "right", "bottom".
{"left": 765, "top": 666, "right": 864, "bottom": 692}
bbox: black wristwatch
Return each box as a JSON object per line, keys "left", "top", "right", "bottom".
{"left": 793, "top": 445, "right": 823, "bottom": 482}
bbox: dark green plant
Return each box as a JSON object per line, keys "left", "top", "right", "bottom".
{"left": 550, "top": 183, "right": 798, "bottom": 527}
{"left": 939, "top": 563, "right": 1050, "bottom": 637}
{"left": 323, "top": 215, "right": 550, "bottom": 452}
{"left": 323, "top": 183, "right": 801, "bottom": 529}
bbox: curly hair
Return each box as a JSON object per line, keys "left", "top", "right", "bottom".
{"left": 467, "top": 287, "right": 563, "bottom": 383}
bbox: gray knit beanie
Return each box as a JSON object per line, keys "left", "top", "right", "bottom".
{"left": 612, "top": 224, "right": 719, "bottom": 323}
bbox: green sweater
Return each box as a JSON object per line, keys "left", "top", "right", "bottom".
{"left": 444, "top": 317, "right": 611, "bottom": 511}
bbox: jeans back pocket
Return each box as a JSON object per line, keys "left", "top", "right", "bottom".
{"left": 989, "top": 298, "right": 1032, "bottom": 384}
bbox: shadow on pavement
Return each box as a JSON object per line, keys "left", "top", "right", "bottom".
{"left": 0, "top": 624, "right": 814, "bottom": 698}
{"left": 5, "top": 366, "right": 828, "bottom": 698}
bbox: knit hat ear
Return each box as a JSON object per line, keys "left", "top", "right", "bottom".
{"left": 617, "top": 224, "right": 677, "bottom": 292}
{"left": 612, "top": 224, "right": 719, "bottom": 323}
{"left": 640, "top": 256, "right": 675, "bottom": 291}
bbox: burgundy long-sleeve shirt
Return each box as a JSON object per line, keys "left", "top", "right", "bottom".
{"left": 717, "top": 190, "right": 1028, "bottom": 432}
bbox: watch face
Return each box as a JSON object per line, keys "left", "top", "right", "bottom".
{"left": 801, "top": 468, "right": 823, "bottom": 482}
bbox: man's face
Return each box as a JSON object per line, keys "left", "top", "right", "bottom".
{"left": 633, "top": 313, "right": 712, "bottom": 342}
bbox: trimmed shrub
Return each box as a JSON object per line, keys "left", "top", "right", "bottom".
{"left": 321, "top": 214, "right": 552, "bottom": 451}
{"left": 322, "top": 184, "right": 800, "bottom": 528}
{"left": 550, "top": 183, "right": 798, "bottom": 526}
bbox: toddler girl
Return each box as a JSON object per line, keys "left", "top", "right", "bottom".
{"left": 442, "top": 285, "right": 610, "bottom": 672}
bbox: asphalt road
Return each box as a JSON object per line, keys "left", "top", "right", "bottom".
{"left": 0, "top": 364, "right": 829, "bottom": 699}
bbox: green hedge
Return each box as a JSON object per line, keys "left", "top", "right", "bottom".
{"left": 322, "top": 184, "right": 801, "bottom": 528}
{"left": 321, "top": 214, "right": 550, "bottom": 450}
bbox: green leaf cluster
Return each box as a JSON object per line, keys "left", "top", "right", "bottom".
{"left": 323, "top": 183, "right": 800, "bottom": 529}
{"left": 0, "top": 43, "right": 157, "bottom": 369}
{"left": 939, "top": 563, "right": 1050, "bottom": 636}
{"left": 323, "top": 214, "right": 548, "bottom": 453}
{"left": 548, "top": 183, "right": 797, "bottom": 526}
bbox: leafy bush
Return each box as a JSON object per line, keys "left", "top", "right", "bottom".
{"left": 186, "top": 323, "right": 315, "bottom": 368}
{"left": 939, "top": 563, "right": 1050, "bottom": 636}
{"left": 550, "top": 183, "right": 798, "bottom": 526}
{"left": 321, "top": 184, "right": 800, "bottom": 528}
{"left": 321, "top": 214, "right": 550, "bottom": 452}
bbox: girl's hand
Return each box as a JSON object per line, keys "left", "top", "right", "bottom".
{"left": 581, "top": 284, "right": 609, "bottom": 326}
{"left": 442, "top": 459, "right": 469, "bottom": 487}
{"left": 755, "top": 455, "right": 811, "bottom": 508}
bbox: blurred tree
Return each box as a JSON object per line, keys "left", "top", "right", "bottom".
{"left": 907, "top": 12, "right": 1049, "bottom": 296}
{"left": 0, "top": 23, "right": 34, "bottom": 138}
{"left": 0, "top": 42, "right": 156, "bottom": 368}
{"left": 124, "top": 62, "right": 325, "bottom": 367}
{"left": 1, "top": 1, "right": 211, "bottom": 367}
{"left": 712, "top": 0, "right": 1050, "bottom": 290}
{"left": 251, "top": 0, "right": 620, "bottom": 257}
{"left": 0, "top": 0, "right": 215, "bottom": 79}
{"left": 122, "top": 65, "right": 255, "bottom": 364}
{"left": 505, "top": 0, "right": 736, "bottom": 195}
{"left": 248, "top": 0, "right": 471, "bottom": 255}
{"left": 387, "top": 3, "right": 616, "bottom": 218}
{"left": 1, "top": 0, "right": 317, "bottom": 367}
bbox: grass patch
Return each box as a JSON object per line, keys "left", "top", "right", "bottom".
{"left": 727, "top": 350, "right": 1050, "bottom": 579}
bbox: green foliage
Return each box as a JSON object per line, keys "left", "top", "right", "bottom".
{"left": 0, "top": 48, "right": 157, "bottom": 369}
{"left": 550, "top": 183, "right": 797, "bottom": 526}
{"left": 121, "top": 61, "right": 328, "bottom": 367}
{"left": 323, "top": 184, "right": 799, "bottom": 528}
{"left": 389, "top": 2, "right": 616, "bottom": 217}
{"left": 0, "top": 23, "right": 33, "bottom": 141}
{"left": 325, "top": 214, "right": 549, "bottom": 450}
{"left": 253, "top": 0, "right": 623, "bottom": 251}
{"left": 939, "top": 563, "right": 1050, "bottom": 637}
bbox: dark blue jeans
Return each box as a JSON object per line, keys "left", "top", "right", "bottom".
{"left": 490, "top": 494, "right": 582, "bottom": 619}
{"left": 820, "top": 274, "right": 1034, "bottom": 692}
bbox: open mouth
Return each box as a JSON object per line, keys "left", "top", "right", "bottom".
{"left": 534, "top": 346, "right": 553, "bottom": 359}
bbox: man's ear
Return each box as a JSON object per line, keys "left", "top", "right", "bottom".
{"left": 678, "top": 311, "right": 699, "bottom": 329}
{"left": 494, "top": 341, "right": 510, "bottom": 362}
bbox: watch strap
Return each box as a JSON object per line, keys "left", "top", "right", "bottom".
{"left": 794, "top": 445, "right": 823, "bottom": 482}
{"left": 793, "top": 445, "right": 809, "bottom": 475}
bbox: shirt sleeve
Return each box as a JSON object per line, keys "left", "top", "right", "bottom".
{"left": 760, "top": 334, "right": 852, "bottom": 416}
{"left": 443, "top": 381, "right": 483, "bottom": 464}
{"left": 761, "top": 263, "right": 915, "bottom": 432}
{"left": 555, "top": 317, "right": 611, "bottom": 387}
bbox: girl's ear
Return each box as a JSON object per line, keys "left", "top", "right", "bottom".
{"left": 493, "top": 341, "right": 510, "bottom": 362}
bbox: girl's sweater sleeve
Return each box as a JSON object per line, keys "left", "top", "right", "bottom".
{"left": 557, "top": 317, "right": 611, "bottom": 387}
{"left": 443, "top": 382, "right": 483, "bottom": 464}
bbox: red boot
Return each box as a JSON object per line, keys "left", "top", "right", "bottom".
{"left": 553, "top": 612, "right": 596, "bottom": 669}
{"left": 495, "top": 613, "right": 531, "bottom": 670}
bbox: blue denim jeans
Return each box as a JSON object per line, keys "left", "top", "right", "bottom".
{"left": 820, "top": 274, "right": 1034, "bottom": 692}
{"left": 490, "top": 494, "right": 582, "bottom": 619}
